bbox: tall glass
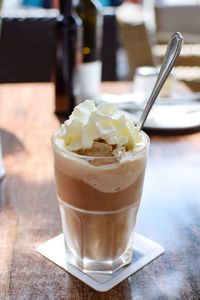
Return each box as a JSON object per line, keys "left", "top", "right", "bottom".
{"left": 52, "top": 131, "right": 149, "bottom": 273}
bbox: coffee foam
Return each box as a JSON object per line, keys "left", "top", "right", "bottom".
{"left": 54, "top": 144, "right": 147, "bottom": 193}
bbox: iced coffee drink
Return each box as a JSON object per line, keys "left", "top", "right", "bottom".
{"left": 52, "top": 100, "right": 149, "bottom": 273}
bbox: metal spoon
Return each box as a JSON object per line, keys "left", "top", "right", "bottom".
{"left": 137, "top": 32, "right": 184, "bottom": 131}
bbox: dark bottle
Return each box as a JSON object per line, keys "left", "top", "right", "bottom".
{"left": 76, "top": 0, "right": 103, "bottom": 101}
{"left": 55, "top": 0, "right": 82, "bottom": 117}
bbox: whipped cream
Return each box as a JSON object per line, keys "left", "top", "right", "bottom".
{"left": 57, "top": 100, "right": 142, "bottom": 153}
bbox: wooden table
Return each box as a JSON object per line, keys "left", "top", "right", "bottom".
{"left": 0, "top": 83, "right": 200, "bottom": 299}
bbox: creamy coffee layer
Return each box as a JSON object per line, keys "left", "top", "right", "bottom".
{"left": 55, "top": 163, "right": 146, "bottom": 211}
{"left": 54, "top": 139, "right": 147, "bottom": 193}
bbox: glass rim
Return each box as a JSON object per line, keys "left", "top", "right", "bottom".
{"left": 52, "top": 129, "right": 150, "bottom": 162}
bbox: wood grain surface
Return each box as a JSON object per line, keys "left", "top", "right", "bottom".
{"left": 0, "top": 83, "right": 200, "bottom": 300}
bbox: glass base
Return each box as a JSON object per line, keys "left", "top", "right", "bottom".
{"left": 59, "top": 198, "right": 139, "bottom": 274}
{"left": 65, "top": 244, "right": 134, "bottom": 274}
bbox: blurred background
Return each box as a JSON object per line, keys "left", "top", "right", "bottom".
{"left": 1, "top": 0, "right": 200, "bottom": 112}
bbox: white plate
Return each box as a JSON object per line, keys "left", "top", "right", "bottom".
{"left": 98, "top": 91, "right": 200, "bottom": 109}
{"left": 126, "top": 103, "right": 200, "bottom": 131}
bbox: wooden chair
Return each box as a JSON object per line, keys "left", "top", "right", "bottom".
{"left": 117, "top": 21, "right": 156, "bottom": 80}
{"left": 154, "top": 4, "right": 200, "bottom": 91}
{"left": 155, "top": 4, "right": 200, "bottom": 44}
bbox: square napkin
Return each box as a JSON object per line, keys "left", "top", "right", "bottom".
{"left": 37, "top": 233, "right": 164, "bottom": 292}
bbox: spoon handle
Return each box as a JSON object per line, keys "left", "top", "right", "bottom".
{"left": 137, "top": 32, "right": 184, "bottom": 131}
